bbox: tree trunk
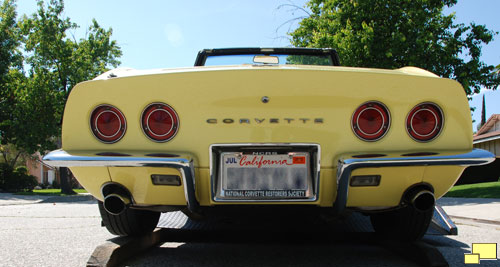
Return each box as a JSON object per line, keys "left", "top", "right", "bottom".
{"left": 9, "top": 152, "right": 21, "bottom": 169}
{"left": 1, "top": 151, "right": 7, "bottom": 164}
{"left": 59, "top": 167, "right": 76, "bottom": 195}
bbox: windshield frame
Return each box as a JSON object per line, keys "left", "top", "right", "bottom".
{"left": 194, "top": 47, "right": 340, "bottom": 67}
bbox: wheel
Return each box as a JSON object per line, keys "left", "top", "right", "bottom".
{"left": 98, "top": 201, "right": 160, "bottom": 236}
{"left": 370, "top": 204, "right": 434, "bottom": 241}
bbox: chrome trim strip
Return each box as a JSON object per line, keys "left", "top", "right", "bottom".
{"left": 209, "top": 143, "right": 321, "bottom": 202}
{"left": 42, "top": 149, "right": 199, "bottom": 214}
{"left": 42, "top": 149, "right": 192, "bottom": 167}
{"left": 332, "top": 148, "right": 495, "bottom": 215}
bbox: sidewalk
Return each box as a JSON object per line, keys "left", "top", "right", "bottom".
{"left": 438, "top": 197, "right": 500, "bottom": 222}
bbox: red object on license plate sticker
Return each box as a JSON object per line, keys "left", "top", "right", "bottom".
{"left": 293, "top": 156, "right": 306, "bottom": 164}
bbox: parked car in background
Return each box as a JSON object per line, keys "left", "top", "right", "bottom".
{"left": 43, "top": 47, "right": 494, "bottom": 241}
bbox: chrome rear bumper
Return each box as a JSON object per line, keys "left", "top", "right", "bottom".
{"left": 43, "top": 148, "right": 495, "bottom": 216}
{"left": 332, "top": 149, "right": 495, "bottom": 215}
{"left": 42, "top": 149, "right": 200, "bottom": 214}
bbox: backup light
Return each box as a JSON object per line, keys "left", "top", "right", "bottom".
{"left": 350, "top": 175, "right": 381, "bottom": 187}
{"left": 151, "top": 174, "right": 181, "bottom": 186}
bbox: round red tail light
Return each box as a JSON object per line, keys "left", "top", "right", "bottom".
{"left": 142, "top": 103, "right": 179, "bottom": 142}
{"left": 406, "top": 102, "right": 443, "bottom": 142}
{"left": 90, "top": 105, "right": 126, "bottom": 143}
{"left": 352, "top": 101, "right": 390, "bottom": 141}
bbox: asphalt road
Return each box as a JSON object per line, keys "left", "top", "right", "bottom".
{"left": 0, "top": 196, "right": 113, "bottom": 267}
{"left": 0, "top": 195, "right": 499, "bottom": 267}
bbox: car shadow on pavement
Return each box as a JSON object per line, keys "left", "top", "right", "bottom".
{"left": 121, "top": 228, "right": 472, "bottom": 267}
{"left": 423, "top": 235, "right": 468, "bottom": 248}
{"left": 114, "top": 210, "right": 472, "bottom": 267}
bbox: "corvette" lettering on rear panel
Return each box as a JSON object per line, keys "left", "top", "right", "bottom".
{"left": 206, "top": 118, "right": 324, "bottom": 124}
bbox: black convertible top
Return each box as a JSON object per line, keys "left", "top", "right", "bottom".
{"left": 194, "top": 47, "right": 340, "bottom": 66}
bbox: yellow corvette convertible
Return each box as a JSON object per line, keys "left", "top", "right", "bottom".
{"left": 43, "top": 48, "right": 494, "bottom": 241}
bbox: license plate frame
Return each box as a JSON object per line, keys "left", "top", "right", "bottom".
{"left": 210, "top": 144, "right": 320, "bottom": 202}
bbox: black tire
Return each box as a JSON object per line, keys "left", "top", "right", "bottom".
{"left": 98, "top": 201, "right": 160, "bottom": 236}
{"left": 370, "top": 205, "right": 434, "bottom": 241}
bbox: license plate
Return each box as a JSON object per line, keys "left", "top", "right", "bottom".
{"left": 219, "top": 152, "right": 311, "bottom": 200}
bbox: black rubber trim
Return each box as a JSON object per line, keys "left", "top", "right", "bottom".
{"left": 194, "top": 47, "right": 340, "bottom": 66}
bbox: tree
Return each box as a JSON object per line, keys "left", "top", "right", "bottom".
{"left": 477, "top": 94, "right": 486, "bottom": 132}
{"left": 480, "top": 94, "right": 486, "bottom": 127}
{"left": 0, "top": 0, "right": 22, "bottom": 164}
{"left": 289, "top": 0, "right": 500, "bottom": 97}
{"left": 0, "top": 0, "right": 122, "bottom": 193}
{"left": 20, "top": 0, "right": 122, "bottom": 194}
{"left": 0, "top": 0, "right": 20, "bottom": 78}
{"left": 20, "top": 0, "right": 122, "bottom": 96}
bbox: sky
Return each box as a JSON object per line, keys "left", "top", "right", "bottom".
{"left": 16, "top": 0, "right": 500, "bottom": 131}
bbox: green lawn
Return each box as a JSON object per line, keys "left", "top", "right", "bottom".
{"left": 15, "top": 189, "right": 88, "bottom": 196}
{"left": 444, "top": 181, "right": 500, "bottom": 198}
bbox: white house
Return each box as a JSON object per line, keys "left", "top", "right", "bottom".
{"left": 473, "top": 114, "right": 500, "bottom": 155}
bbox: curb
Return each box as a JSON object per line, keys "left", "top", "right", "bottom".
{"left": 41, "top": 194, "right": 95, "bottom": 203}
{"left": 87, "top": 229, "right": 165, "bottom": 267}
{"left": 450, "top": 215, "right": 500, "bottom": 226}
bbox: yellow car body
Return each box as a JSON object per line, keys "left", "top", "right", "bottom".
{"left": 43, "top": 48, "right": 494, "bottom": 238}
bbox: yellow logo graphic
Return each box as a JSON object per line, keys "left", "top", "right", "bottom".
{"left": 464, "top": 243, "right": 498, "bottom": 264}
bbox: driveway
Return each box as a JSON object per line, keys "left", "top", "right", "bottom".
{"left": 0, "top": 194, "right": 499, "bottom": 266}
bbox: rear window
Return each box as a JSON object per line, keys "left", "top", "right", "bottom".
{"left": 204, "top": 54, "right": 333, "bottom": 66}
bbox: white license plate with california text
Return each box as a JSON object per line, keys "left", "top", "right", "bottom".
{"left": 219, "top": 152, "right": 312, "bottom": 200}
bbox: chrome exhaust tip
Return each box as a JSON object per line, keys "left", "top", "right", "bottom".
{"left": 103, "top": 193, "right": 131, "bottom": 215}
{"left": 410, "top": 190, "right": 435, "bottom": 212}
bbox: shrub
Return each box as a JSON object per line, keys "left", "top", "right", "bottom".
{"left": 16, "top": 171, "right": 38, "bottom": 192}
{"left": 0, "top": 164, "right": 38, "bottom": 192}
{"left": 0, "top": 163, "right": 14, "bottom": 191}
{"left": 15, "top": 166, "right": 28, "bottom": 175}
{"left": 52, "top": 179, "right": 60, "bottom": 189}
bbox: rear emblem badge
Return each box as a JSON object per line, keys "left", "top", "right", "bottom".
{"left": 261, "top": 96, "right": 269, "bottom": 103}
